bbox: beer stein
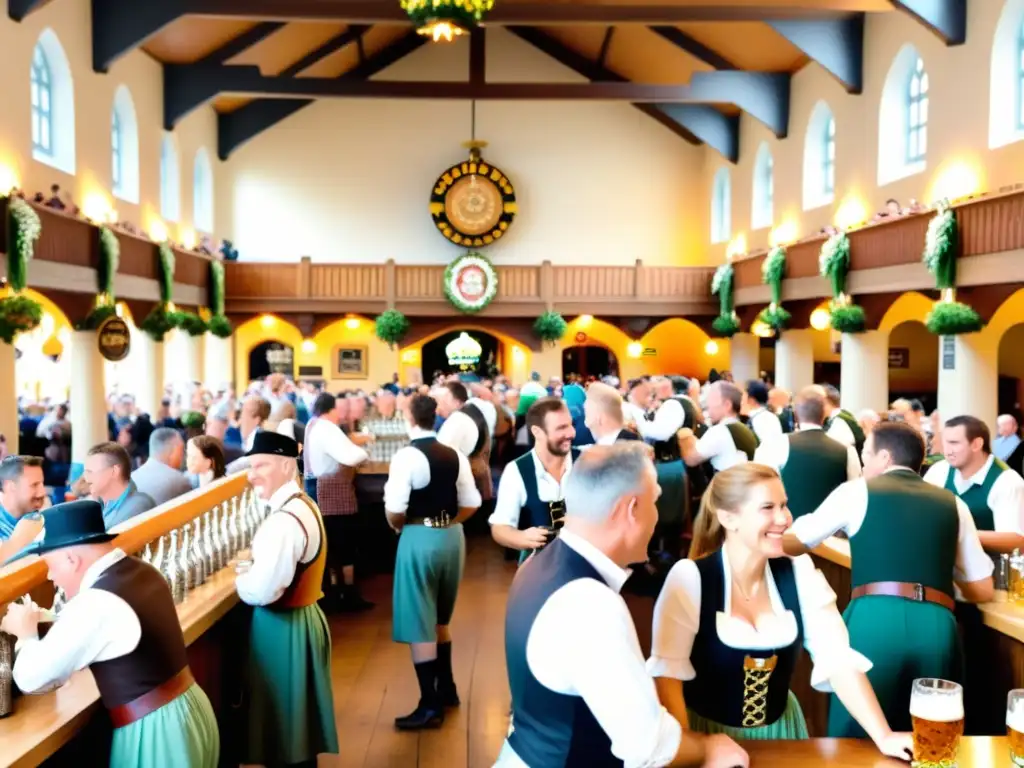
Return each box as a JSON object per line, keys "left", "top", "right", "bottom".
{"left": 151, "top": 535, "right": 167, "bottom": 584}
{"left": 910, "top": 678, "right": 963, "bottom": 768}
{"left": 202, "top": 511, "right": 217, "bottom": 575}
{"left": 190, "top": 518, "right": 207, "bottom": 588}
{"left": 1008, "top": 689, "right": 1024, "bottom": 766}
{"left": 211, "top": 506, "right": 226, "bottom": 571}
{"left": 228, "top": 498, "right": 242, "bottom": 554}
{"left": 167, "top": 530, "right": 185, "bottom": 605}
{"left": 178, "top": 526, "right": 196, "bottom": 594}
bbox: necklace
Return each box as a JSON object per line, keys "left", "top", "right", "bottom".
{"left": 731, "top": 571, "right": 760, "bottom": 602}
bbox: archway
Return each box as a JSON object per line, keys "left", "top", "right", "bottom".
{"left": 249, "top": 339, "right": 295, "bottom": 380}
{"left": 562, "top": 343, "right": 618, "bottom": 381}
{"left": 421, "top": 329, "right": 501, "bottom": 381}
{"left": 235, "top": 315, "right": 303, "bottom": 387}
{"left": 887, "top": 320, "right": 938, "bottom": 414}
{"left": 12, "top": 288, "right": 73, "bottom": 404}
{"left": 640, "top": 318, "right": 716, "bottom": 378}
{"left": 998, "top": 324, "right": 1024, "bottom": 420}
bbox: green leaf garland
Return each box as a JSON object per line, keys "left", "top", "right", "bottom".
{"left": 158, "top": 242, "right": 175, "bottom": 304}
{"left": 444, "top": 252, "right": 498, "bottom": 314}
{"left": 0, "top": 293, "right": 43, "bottom": 344}
{"left": 205, "top": 260, "right": 232, "bottom": 338}
{"left": 140, "top": 305, "right": 179, "bottom": 342}
{"left": 375, "top": 309, "right": 410, "bottom": 349}
{"left": 0, "top": 197, "right": 44, "bottom": 344}
{"left": 922, "top": 200, "right": 982, "bottom": 335}
{"left": 710, "top": 262, "right": 740, "bottom": 338}
{"left": 758, "top": 246, "right": 790, "bottom": 332}
{"left": 533, "top": 311, "right": 568, "bottom": 346}
{"left": 177, "top": 311, "right": 208, "bottom": 337}
{"left": 818, "top": 231, "right": 866, "bottom": 333}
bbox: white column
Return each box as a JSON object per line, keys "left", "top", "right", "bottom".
{"left": 203, "top": 335, "right": 233, "bottom": 391}
{"left": 937, "top": 333, "right": 999, "bottom": 432}
{"left": 774, "top": 329, "right": 814, "bottom": 393}
{"left": 0, "top": 343, "right": 19, "bottom": 453}
{"left": 70, "top": 330, "right": 109, "bottom": 465}
{"left": 840, "top": 330, "right": 889, "bottom": 416}
{"left": 729, "top": 333, "right": 760, "bottom": 385}
{"left": 184, "top": 333, "right": 204, "bottom": 387}
{"left": 135, "top": 336, "right": 165, "bottom": 418}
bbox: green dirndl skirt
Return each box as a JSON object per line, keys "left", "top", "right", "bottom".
{"left": 246, "top": 603, "right": 339, "bottom": 765}
{"left": 392, "top": 522, "right": 466, "bottom": 644}
{"left": 688, "top": 691, "right": 809, "bottom": 741}
{"left": 109, "top": 683, "right": 220, "bottom": 768}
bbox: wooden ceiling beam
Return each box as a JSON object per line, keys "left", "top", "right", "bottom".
{"left": 92, "top": 0, "right": 183, "bottom": 72}
{"left": 277, "top": 23, "right": 370, "bottom": 76}
{"left": 648, "top": 26, "right": 737, "bottom": 70}
{"left": 7, "top": 0, "right": 50, "bottom": 21}
{"left": 768, "top": 14, "right": 865, "bottom": 93}
{"left": 470, "top": 28, "right": 486, "bottom": 85}
{"left": 889, "top": 0, "right": 966, "bottom": 45}
{"left": 199, "top": 21, "right": 285, "bottom": 64}
{"left": 596, "top": 27, "right": 615, "bottom": 69}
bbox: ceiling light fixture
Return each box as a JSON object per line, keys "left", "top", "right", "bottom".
{"left": 400, "top": 0, "right": 494, "bottom": 43}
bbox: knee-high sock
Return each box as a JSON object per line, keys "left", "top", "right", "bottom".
{"left": 414, "top": 659, "right": 440, "bottom": 708}
{"left": 436, "top": 641, "right": 455, "bottom": 692}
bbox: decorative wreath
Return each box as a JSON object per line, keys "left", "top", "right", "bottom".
{"left": 444, "top": 251, "right": 498, "bottom": 314}
{"left": 430, "top": 158, "right": 517, "bottom": 248}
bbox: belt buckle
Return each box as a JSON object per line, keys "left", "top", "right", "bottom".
{"left": 913, "top": 583, "right": 925, "bottom": 602}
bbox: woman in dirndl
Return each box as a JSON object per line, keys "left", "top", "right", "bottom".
{"left": 648, "top": 463, "right": 913, "bottom": 760}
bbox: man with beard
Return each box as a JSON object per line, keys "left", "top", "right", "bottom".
{"left": 490, "top": 398, "right": 578, "bottom": 564}
{"left": 0, "top": 455, "right": 48, "bottom": 561}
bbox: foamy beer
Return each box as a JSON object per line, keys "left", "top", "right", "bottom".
{"left": 910, "top": 679, "right": 964, "bottom": 767}
{"left": 1008, "top": 689, "right": 1024, "bottom": 766}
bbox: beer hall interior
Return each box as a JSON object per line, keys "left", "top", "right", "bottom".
{"left": 5, "top": 0, "right": 1024, "bottom": 765}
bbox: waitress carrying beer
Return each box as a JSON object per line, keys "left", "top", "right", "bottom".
{"left": 784, "top": 421, "right": 994, "bottom": 738}
{"left": 649, "top": 463, "right": 912, "bottom": 759}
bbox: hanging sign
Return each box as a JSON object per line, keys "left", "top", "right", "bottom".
{"left": 444, "top": 252, "right": 498, "bottom": 314}
{"left": 97, "top": 315, "right": 131, "bottom": 362}
{"left": 430, "top": 149, "right": 517, "bottom": 248}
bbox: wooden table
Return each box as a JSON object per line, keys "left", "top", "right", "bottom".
{"left": 745, "top": 737, "right": 1008, "bottom": 766}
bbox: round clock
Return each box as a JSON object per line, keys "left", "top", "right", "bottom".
{"left": 430, "top": 156, "right": 517, "bottom": 248}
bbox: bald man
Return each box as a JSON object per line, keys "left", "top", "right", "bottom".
{"left": 583, "top": 382, "right": 642, "bottom": 445}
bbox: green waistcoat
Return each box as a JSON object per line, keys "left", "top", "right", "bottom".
{"left": 724, "top": 421, "right": 759, "bottom": 460}
{"left": 851, "top": 470, "right": 959, "bottom": 598}
{"left": 828, "top": 409, "right": 866, "bottom": 460}
{"left": 779, "top": 430, "right": 849, "bottom": 520}
{"left": 942, "top": 458, "right": 1006, "bottom": 532}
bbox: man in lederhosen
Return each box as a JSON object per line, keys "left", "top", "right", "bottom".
{"left": 384, "top": 394, "right": 481, "bottom": 730}
{"left": 237, "top": 432, "right": 338, "bottom": 767}
{"left": 490, "top": 397, "right": 578, "bottom": 565}
{"left": 754, "top": 385, "right": 860, "bottom": 520}
{"left": 306, "top": 392, "right": 371, "bottom": 612}
{"left": 822, "top": 384, "right": 866, "bottom": 458}
{"left": 784, "top": 421, "right": 994, "bottom": 738}
{"left": 437, "top": 380, "right": 494, "bottom": 506}
{"left": 677, "top": 381, "right": 758, "bottom": 474}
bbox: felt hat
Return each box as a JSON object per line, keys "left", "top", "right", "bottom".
{"left": 244, "top": 430, "right": 300, "bottom": 459}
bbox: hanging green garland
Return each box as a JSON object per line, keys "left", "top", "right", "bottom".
{"left": 177, "top": 311, "right": 208, "bottom": 337}
{"left": 533, "top": 311, "right": 568, "bottom": 346}
{"left": 77, "top": 226, "right": 121, "bottom": 330}
{"left": 818, "top": 231, "right": 866, "bottom": 333}
{"left": 140, "top": 241, "right": 181, "bottom": 341}
{"left": 922, "top": 200, "right": 983, "bottom": 335}
{"left": 0, "top": 197, "right": 44, "bottom": 344}
{"left": 444, "top": 251, "right": 498, "bottom": 314}
{"left": 711, "top": 262, "right": 741, "bottom": 337}
{"left": 756, "top": 245, "right": 791, "bottom": 332}
{"left": 375, "top": 309, "right": 411, "bottom": 349}
{"left": 206, "top": 260, "right": 232, "bottom": 338}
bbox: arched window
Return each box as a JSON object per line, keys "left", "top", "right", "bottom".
{"left": 878, "top": 45, "right": 927, "bottom": 186}
{"left": 989, "top": 1, "right": 1024, "bottom": 148}
{"left": 110, "top": 86, "right": 139, "bottom": 204}
{"left": 160, "top": 135, "right": 181, "bottom": 222}
{"left": 803, "top": 100, "right": 836, "bottom": 210}
{"left": 751, "top": 143, "right": 773, "bottom": 230}
{"left": 906, "top": 56, "right": 929, "bottom": 163}
{"left": 193, "top": 148, "right": 214, "bottom": 233}
{"left": 30, "top": 29, "right": 75, "bottom": 175}
{"left": 710, "top": 167, "right": 731, "bottom": 245}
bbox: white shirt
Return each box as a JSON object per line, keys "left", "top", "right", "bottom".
{"left": 13, "top": 549, "right": 143, "bottom": 693}
{"left": 383, "top": 428, "right": 481, "bottom": 514}
{"left": 306, "top": 418, "right": 369, "bottom": 477}
{"left": 520, "top": 381, "right": 547, "bottom": 400}
{"left": 494, "top": 530, "right": 682, "bottom": 768}
{"left": 489, "top": 450, "right": 575, "bottom": 528}
{"left": 648, "top": 548, "right": 871, "bottom": 692}
{"left": 825, "top": 413, "right": 856, "bottom": 449}
{"left": 437, "top": 409, "right": 481, "bottom": 458}
{"left": 635, "top": 399, "right": 685, "bottom": 442}
{"left": 694, "top": 418, "right": 749, "bottom": 472}
{"left": 924, "top": 456, "right": 1024, "bottom": 534}
{"left": 753, "top": 425, "right": 861, "bottom": 481}
{"left": 749, "top": 407, "right": 783, "bottom": 444}
{"left": 236, "top": 480, "right": 321, "bottom": 606}
{"left": 790, "top": 469, "right": 994, "bottom": 585}
{"left": 470, "top": 397, "right": 498, "bottom": 436}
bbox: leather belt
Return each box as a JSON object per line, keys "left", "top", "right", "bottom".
{"left": 851, "top": 581, "right": 955, "bottom": 612}
{"left": 407, "top": 513, "right": 454, "bottom": 529}
{"left": 108, "top": 667, "right": 195, "bottom": 729}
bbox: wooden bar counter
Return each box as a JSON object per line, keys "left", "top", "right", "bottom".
{"left": 745, "top": 737, "right": 1008, "bottom": 766}
{"left": 0, "top": 475, "right": 253, "bottom": 768}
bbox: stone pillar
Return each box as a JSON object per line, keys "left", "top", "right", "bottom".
{"left": 938, "top": 333, "right": 999, "bottom": 431}
{"left": 0, "top": 343, "right": 18, "bottom": 453}
{"left": 840, "top": 330, "right": 889, "bottom": 416}
{"left": 135, "top": 336, "right": 165, "bottom": 418}
{"left": 70, "top": 330, "right": 108, "bottom": 465}
{"left": 774, "top": 329, "right": 815, "bottom": 393}
{"left": 204, "top": 335, "right": 233, "bottom": 391}
{"left": 184, "top": 333, "right": 204, "bottom": 387}
{"left": 729, "top": 333, "right": 760, "bottom": 386}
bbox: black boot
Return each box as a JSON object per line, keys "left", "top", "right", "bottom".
{"left": 436, "top": 641, "right": 460, "bottom": 707}
{"left": 338, "top": 584, "right": 374, "bottom": 613}
{"left": 394, "top": 660, "right": 444, "bottom": 730}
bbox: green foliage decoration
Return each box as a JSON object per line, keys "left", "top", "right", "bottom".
{"left": 710, "top": 262, "right": 740, "bottom": 338}
{"left": 533, "top": 311, "right": 568, "bottom": 346}
{"left": 758, "top": 246, "right": 790, "bottom": 332}
{"left": 818, "top": 231, "right": 866, "bottom": 333}
{"left": 177, "top": 311, "right": 208, "bottom": 337}
{"left": 0, "top": 197, "right": 44, "bottom": 343}
{"left": 921, "top": 200, "right": 983, "bottom": 336}
{"left": 926, "top": 300, "right": 984, "bottom": 336}
{"left": 399, "top": 0, "right": 493, "bottom": 31}
{"left": 828, "top": 303, "right": 867, "bottom": 334}
{"left": 157, "top": 242, "right": 175, "bottom": 303}
{"left": 140, "top": 305, "right": 179, "bottom": 342}
{"left": 204, "top": 259, "right": 232, "bottom": 338}
{"left": 208, "top": 314, "right": 232, "bottom": 339}
{"left": 375, "top": 309, "right": 411, "bottom": 349}
{"left": 0, "top": 293, "right": 44, "bottom": 344}
{"left": 73, "top": 303, "right": 118, "bottom": 332}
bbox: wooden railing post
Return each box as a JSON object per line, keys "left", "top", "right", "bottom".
{"left": 540, "top": 260, "right": 554, "bottom": 311}
{"left": 385, "top": 259, "right": 397, "bottom": 309}
{"left": 634, "top": 259, "right": 644, "bottom": 298}
{"left": 297, "top": 256, "right": 312, "bottom": 298}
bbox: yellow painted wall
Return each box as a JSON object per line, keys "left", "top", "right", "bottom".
{"left": 703, "top": 1, "right": 1022, "bottom": 262}
{"left": 0, "top": 0, "right": 220, "bottom": 241}
{"left": 888, "top": 321, "right": 938, "bottom": 393}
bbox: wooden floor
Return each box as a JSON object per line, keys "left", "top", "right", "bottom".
{"left": 324, "top": 535, "right": 519, "bottom": 768}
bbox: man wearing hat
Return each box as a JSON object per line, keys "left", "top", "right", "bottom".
{"left": 1, "top": 500, "right": 220, "bottom": 767}
{"left": 235, "top": 431, "right": 338, "bottom": 766}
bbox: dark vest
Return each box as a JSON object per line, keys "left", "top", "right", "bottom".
{"left": 724, "top": 421, "right": 759, "bottom": 462}
{"left": 89, "top": 556, "right": 190, "bottom": 709}
{"left": 616, "top": 428, "right": 642, "bottom": 442}
{"left": 683, "top": 552, "right": 803, "bottom": 729}
{"left": 779, "top": 430, "right": 849, "bottom": 520}
{"left": 506, "top": 538, "right": 623, "bottom": 768}
{"left": 515, "top": 447, "right": 582, "bottom": 563}
{"left": 652, "top": 396, "right": 701, "bottom": 463}
{"left": 828, "top": 409, "right": 865, "bottom": 461}
{"left": 852, "top": 470, "right": 959, "bottom": 598}
{"left": 943, "top": 458, "right": 1006, "bottom": 532}
{"left": 408, "top": 437, "right": 459, "bottom": 519}
{"left": 777, "top": 406, "right": 795, "bottom": 434}
{"left": 460, "top": 402, "right": 490, "bottom": 459}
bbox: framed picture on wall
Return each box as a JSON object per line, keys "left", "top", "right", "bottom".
{"left": 333, "top": 345, "right": 368, "bottom": 379}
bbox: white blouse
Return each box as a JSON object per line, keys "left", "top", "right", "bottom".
{"left": 646, "top": 549, "right": 872, "bottom": 693}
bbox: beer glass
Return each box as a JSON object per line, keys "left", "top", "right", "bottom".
{"left": 910, "top": 678, "right": 964, "bottom": 767}
{"left": 1008, "top": 689, "right": 1024, "bottom": 766}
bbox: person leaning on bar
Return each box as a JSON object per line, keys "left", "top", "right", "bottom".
{"left": 0, "top": 500, "right": 220, "bottom": 767}
{"left": 782, "top": 420, "right": 994, "bottom": 739}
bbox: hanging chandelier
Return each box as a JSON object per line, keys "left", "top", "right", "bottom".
{"left": 400, "top": 0, "right": 495, "bottom": 43}
{"left": 446, "top": 332, "right": 483, "bottom": 367}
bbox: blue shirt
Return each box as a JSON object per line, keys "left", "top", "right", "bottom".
{"left": 102, "top": 481, "right": 156, "bottom": 530}
{"left": 994, "top": 434, "right": 1022, "bottom": 462}
{"left": 0, "top": 504, "right": 19, "bottom": 542}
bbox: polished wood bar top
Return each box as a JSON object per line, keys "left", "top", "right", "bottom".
{"left": 745, "top": 737, "right": 1008, "bottom": 766}
{"left": 357, "top": 460, "right": 390, "bottom": 475}
{"left": 0, "top": 561, "right": 243, "bottom": 768}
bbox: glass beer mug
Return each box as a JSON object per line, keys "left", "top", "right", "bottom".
{"left": 1008, "top": 690, "right": 1024, "bottom": 766}
{"left": 910, "top": 678, "right": 963, "bottom": 768}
